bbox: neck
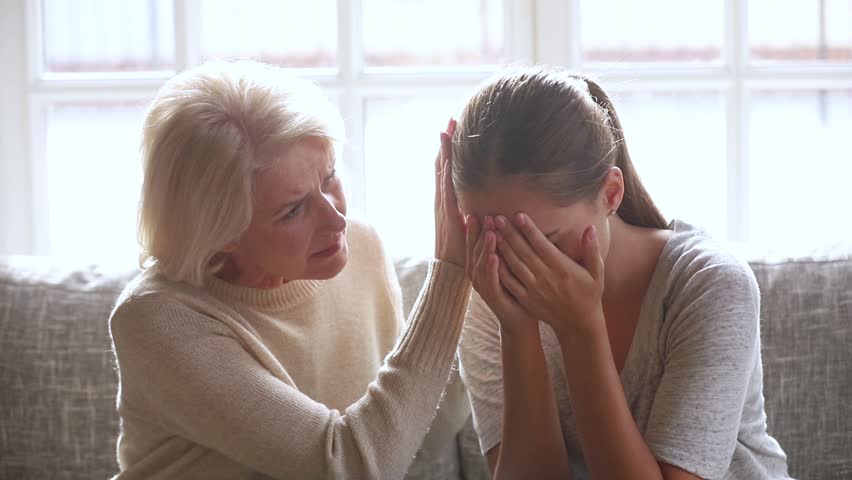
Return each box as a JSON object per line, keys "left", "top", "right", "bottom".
{"left": 601, "top": 216, "right": 668, "bottom": 305}
{"left": 216, "top": 255, "right": 289, "bottom": 289}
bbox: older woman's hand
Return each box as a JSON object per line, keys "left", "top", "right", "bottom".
{"left": 434, "top": 118, "right": 466, "bottom": 268}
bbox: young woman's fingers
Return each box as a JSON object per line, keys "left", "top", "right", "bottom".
{"left": 582, "top": 225, "right": 605, "bottom": 288}
{"left": 470, "top": 237, "right": 500, "bottom": 304}
{"left": 465, "top": 215, "right": 481, "bottom": 276}
{"left": 475, "top": 215, "right": 494, "bottom": 264}
{"left": 495, "top": 234, "right": 536, "bottom": 289}
{"left": 477, "top": 230, "right": 496, "bottom": 268}
{"left": 493, "top": 215, "right": 548, "bottom": 273}
{"left": 498, "top": 260, "right": 528, "bottom": 304}
{"left": 473, "top": 217, "right": 492, "bottom": 265}
{"left": 442, "top": 118, "right": 456, "bottom": 154}
{"left": 511, "top": 213, "right": 568, "bottom": 267}
{"left": 486, "top": 253, "right": 505, "bottom": 305}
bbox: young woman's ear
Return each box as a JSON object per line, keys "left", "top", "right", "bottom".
{"left": 602, "top": 166, "right": 625, "bottom": 214}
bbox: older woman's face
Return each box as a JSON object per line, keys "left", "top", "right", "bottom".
{"left": 224, "top": 137, "right": 348, "bottom": 286}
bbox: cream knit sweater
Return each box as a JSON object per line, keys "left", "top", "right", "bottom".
{"left": 109, "top": 220, "right": 471, "bottom": 479}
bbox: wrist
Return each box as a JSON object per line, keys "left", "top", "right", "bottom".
{"left": 499, "top": 319, "right": 541, "bottom": 342}
{"left": 553, "top": 309, "right": 607, "bottom": 346}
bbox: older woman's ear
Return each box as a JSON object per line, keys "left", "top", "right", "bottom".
{"left": 221, "top": 241, "right": 239, "bottom": 253}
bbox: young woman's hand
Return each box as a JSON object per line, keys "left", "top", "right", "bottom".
{"left": 492, "top": 213, "right": 606, "bottom": 340}
{"left": 467, "top": 215, "right": 538, "bottom": 336}
{"left": 433, "top": 118, "right": 466, "bottom": 268}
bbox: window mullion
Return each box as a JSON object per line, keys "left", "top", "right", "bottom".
{"left": 506, "top": 0, "right": 535, "bottom": 64}
{"left": 338, "top": 0, "right": 367, "bottom": 213}
{"left": 534, "top": 0, "right": 574, "bottom": 66}
{"left": 175, "top": 0, "right": 202, "bottom": 71}
{"left": 1, "top": 0, "right": 35, "bottom": 254}
{"left": 725, "top": 0, "right": 749, "bottom": 242}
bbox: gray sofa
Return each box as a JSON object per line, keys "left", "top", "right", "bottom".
{"left": 1, "top": 250, "right": 850, "bottom": 479}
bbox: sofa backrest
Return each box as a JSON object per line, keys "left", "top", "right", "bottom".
{"left": 749, "top": 254, "right": 852, "bottom": 479}
{"left": 1, "top": 253, "right": 850, "bottom": 479}
{"left": 0, "top": 256, "right": 488, "bottom": 480}
{"left": 0, "top": 256, "right": 136, "bottom": 479}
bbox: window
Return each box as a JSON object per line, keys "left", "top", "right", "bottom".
{"left": 1, "top": 0, "right": 850, "bottom": 263}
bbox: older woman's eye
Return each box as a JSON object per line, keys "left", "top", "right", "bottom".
{"left": 322, "top": 170, "right": 339, "bottom": 190}
{"left": 280, "top": 204, "right": 303, "bottom": 222}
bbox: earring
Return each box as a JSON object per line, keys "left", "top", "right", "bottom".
{"left": 608, "top": 210, "right": 615, "bottom": 216}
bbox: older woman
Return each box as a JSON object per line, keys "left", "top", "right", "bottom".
{"left": 109, "top": 60, "right": 471, "bottom": 479}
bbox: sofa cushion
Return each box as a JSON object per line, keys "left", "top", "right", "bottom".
{"left": 0, "top": 255, "right": 489, "bottom": 480}
{"left": 3, "top": 250, "right": 849, "bottom": 479}
{"left": 0, "top": 256, "right": 137, "bottom": 479}
{"left": 749, "top": 251, "right": 852, "bottom": 480}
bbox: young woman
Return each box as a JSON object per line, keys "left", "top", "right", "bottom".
{"left": 108, "top": 60, "right": 471, "bottom": 479}
{"left": 454, "top": 67, "right": 791, "bottom": 479}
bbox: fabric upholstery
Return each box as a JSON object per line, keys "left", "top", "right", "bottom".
{"left": 0, "top": 257, "right": 135, "bottom": 479}
{"left": 751, "top": 255, "right": 852, "bottom": 480}
{"left": 0, "top": 256, "right": 489, "bottom": 480}
{"left": 1, "top": 251, "right": 850, "bottom": 479}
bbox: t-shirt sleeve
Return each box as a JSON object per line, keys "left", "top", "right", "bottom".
{"left": 645, "top": 256, "right": 760, "bottom": 479}
{"left": 458, "top": 290, "right": 504, "bottom": 456}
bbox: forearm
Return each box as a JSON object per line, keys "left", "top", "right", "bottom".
{"left": 495, "top": 325, "right": 572, "bottom": 480}
{"left": 115, "top": 261, "right": 473, "bottom": 479}
{"left": 559, "top": 325, "right": 662, "bottom": 480}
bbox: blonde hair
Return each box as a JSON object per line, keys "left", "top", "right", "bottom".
{"left": 138, "top": 60, "right": 343, "bottom": 286}
{"left": 452, "top": 67, "right": 666, "bottom": 229}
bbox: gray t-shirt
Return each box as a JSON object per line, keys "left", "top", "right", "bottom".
{"left": 459, "top": 220, "right": 791, "bottom": 479}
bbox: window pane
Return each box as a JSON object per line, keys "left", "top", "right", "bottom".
{"left": 45, "top": 103, "right": 147, "bottom": 262}
{"left": 363, "top": 0, "right": 504, "bottom": 67}
{"left": 200, "top": 0, "right": 336, "bottom": 67}
{"left": 43, "top": 0, "right": 174, "bottom": 73}
{"left": 615, "top": 91, "right": 727, "bottom": 238}
{"left": 750, "top": 0, "right": 852, "bottom": 62}
{"left": 749, "top": 90, "right": 852, "bottom": 246}
{"left": 364, "top": 97, "right": 464, "bottom": 258}
{"left": 580, "top": 0, "right": 722, "bottom": 63}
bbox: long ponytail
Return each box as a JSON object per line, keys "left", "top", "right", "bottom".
{"left": 583, "top": 78, "right": 668, "bottom": 229}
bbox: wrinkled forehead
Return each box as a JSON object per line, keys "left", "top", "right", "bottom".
{"left": 254, "top": 138, "right": 335, "bottom": 206}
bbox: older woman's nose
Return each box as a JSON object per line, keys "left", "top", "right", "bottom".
{"left": 319, "top": 192, "right": 346, "bottom": 232}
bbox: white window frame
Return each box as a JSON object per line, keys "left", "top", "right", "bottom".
{"left": 0, "top": 0, "right": 534, "bottom": 256}
{"left": 1, "top": 0, "right": 851, "bottom": 255}
{"left": 538, "top": 0, "right": 852, "bottom": 242}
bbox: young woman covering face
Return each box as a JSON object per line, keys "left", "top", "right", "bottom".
{"left": 453, "top": 68, "right": 791, "bottom": 480}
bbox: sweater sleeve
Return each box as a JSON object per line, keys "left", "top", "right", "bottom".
{"left": 110, "top": 260, "right": 470, "bottom": 480}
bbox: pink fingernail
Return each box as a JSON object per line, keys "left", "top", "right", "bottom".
{"left": 515, "top": 213, "right": 526, "bottom": 225}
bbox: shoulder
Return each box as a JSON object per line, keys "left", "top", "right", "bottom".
{"left": 336, "top": 216, "right": 401, "bottom": 299}
{"left": 345, "top": 216, "right": 385, "bottom": 259}
{"left": 110, "top": 269, "right": 231, "bottom": 341}
{"left": 656, "top": 220, "right": 760, "bottom": 343}
{"left": 343, "top": 216, "right": 396, "bottom": 277}
{"left": 663, "top": 220, "right": 759, "bottom": 303}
